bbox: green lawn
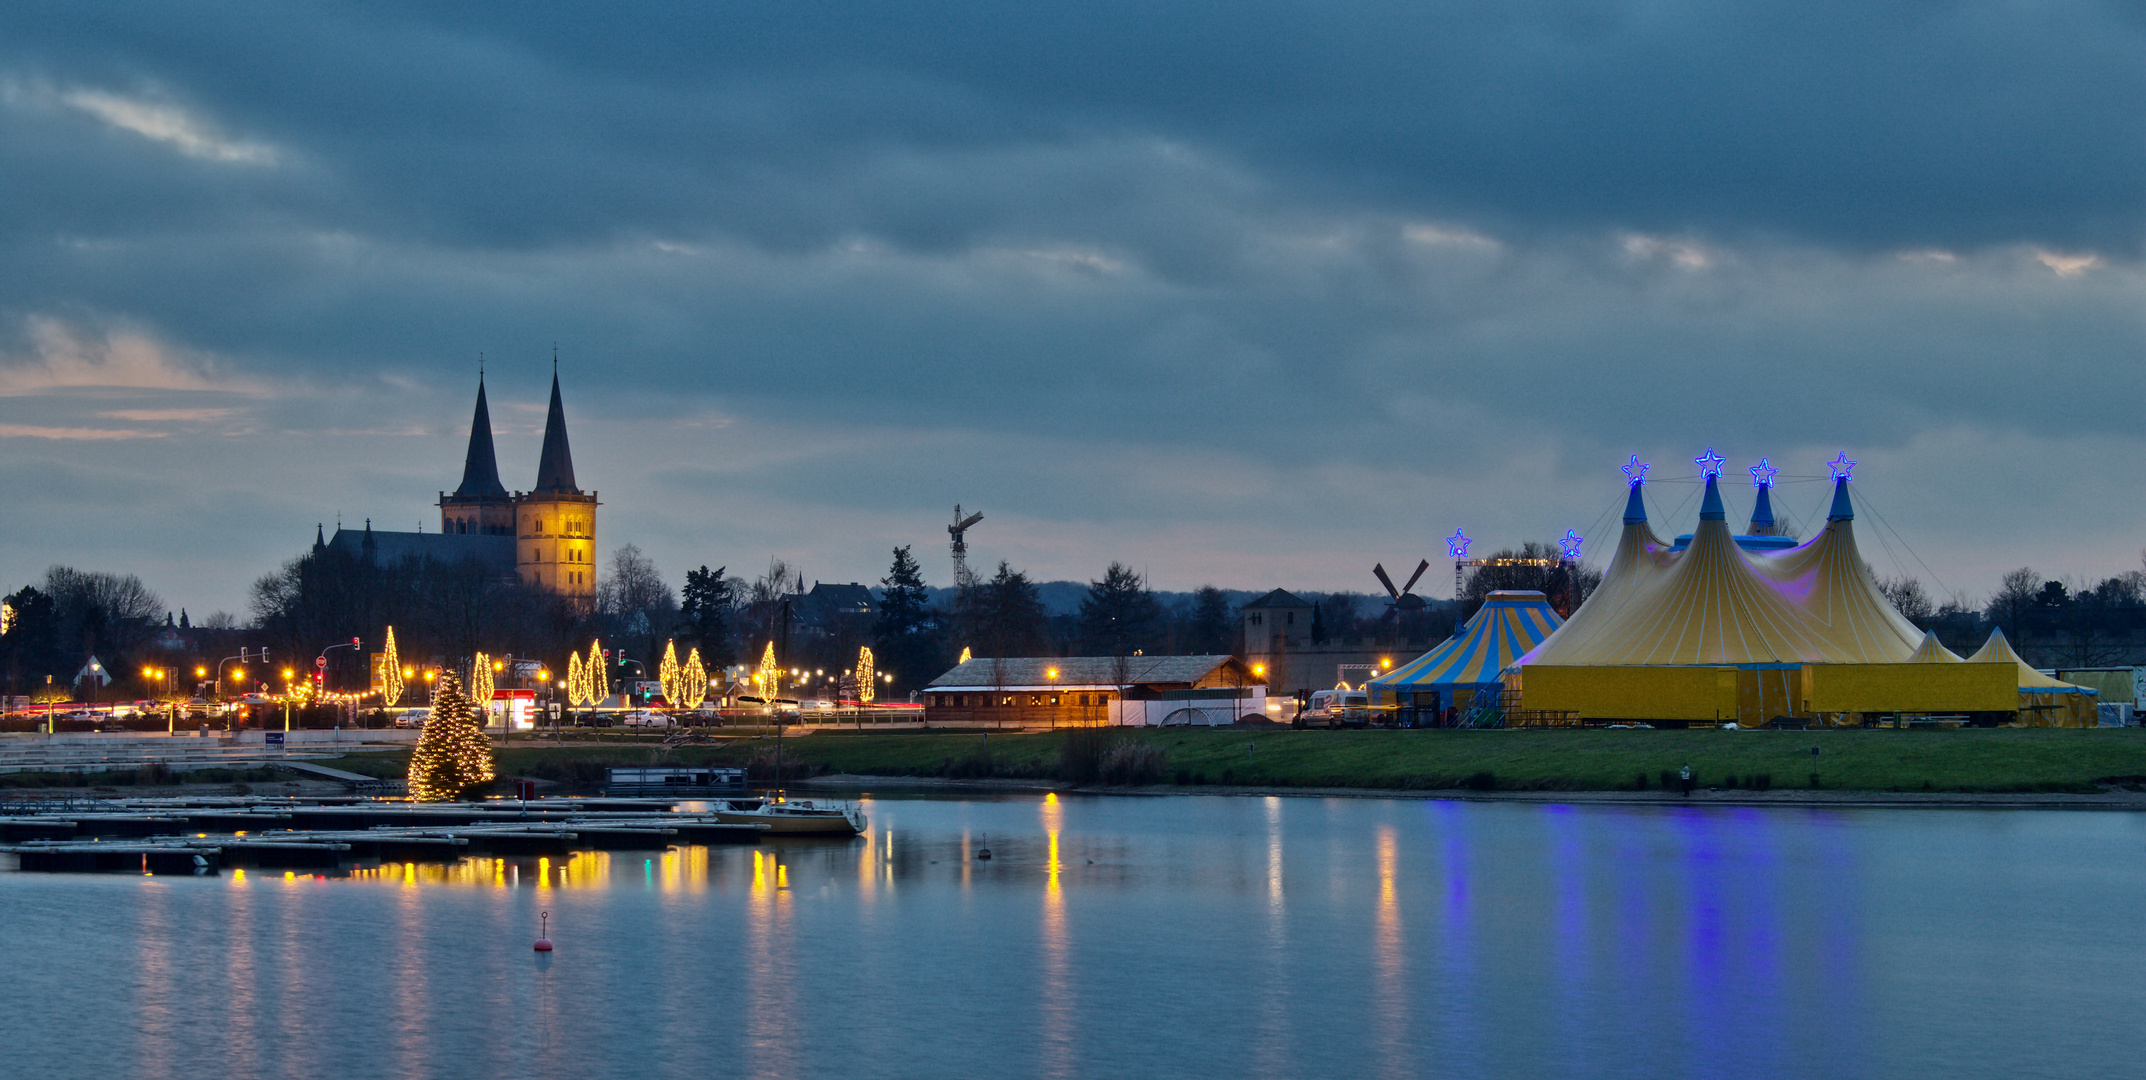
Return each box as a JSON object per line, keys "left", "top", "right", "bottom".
{"left": 29, "top": 728, "right": 2146, "bottom": 794}
{"left": 492, "top": 727, "right": 2146, "bottom": 794}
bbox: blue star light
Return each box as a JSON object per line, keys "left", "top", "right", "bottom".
{"left": 1695, "top": 447, "right": 1725, "bottom": 478}
{"left": 1446, "top": 529, "right": 1471, "bottom": 559}
{"left": 1750, "top": 457, "right": 1777, "bottom": 487}
{"left": 1559, "top": 531, "right": 1583, "bottom": 559}
{"left": 1621, "top": 455, "right": 1649, "bottom": 486}
{"left": 1827, "top": 452, "right": 1856, "bottom": 481}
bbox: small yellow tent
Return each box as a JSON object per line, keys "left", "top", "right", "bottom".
{"left": 1968, "top": 628, "right": 2098, "bottom": 726}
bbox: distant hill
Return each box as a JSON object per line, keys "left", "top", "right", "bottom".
{"left": 921, "top": 584, "right": 1401, "bottom": 618}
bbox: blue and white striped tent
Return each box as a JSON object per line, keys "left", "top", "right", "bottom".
{"left": 1367, "top": 591, "right": 1563, "bottom": 706}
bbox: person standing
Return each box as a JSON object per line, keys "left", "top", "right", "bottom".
{"left": 1679, "top": 764, "right": 1693, "bottom": 797}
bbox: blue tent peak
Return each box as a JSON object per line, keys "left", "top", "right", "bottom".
{"left": 1699, "top": 474, "right": 1725, "bottom": 521}
{"left": 1749, "top": 481, "right": 1775, "bottom": 532}
{"left": 1623, "top": 480, "right": 1647, "bottom": 524}
{"left": 1828, "top": 476, "right": 1854, "bottom": 521}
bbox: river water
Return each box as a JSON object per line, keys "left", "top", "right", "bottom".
{"left": 3, "top": 794, "right": 2142, "bottom": 1079}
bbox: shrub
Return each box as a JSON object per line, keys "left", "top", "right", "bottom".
{"left": 1465, "top": 771, "right": 1497, "bottom": 791}
{"left": 1724, "top": 774, "right": 1740, "bottom": 789}
{"left": 1659, "top": 769, "right": 1678, "bottom": 790}
{"left": 1632, "top": 772, "right": 1650, "bottom": 791}
{"left": 1751, "top": 773, "right": 1772, "bottom": 791}
{"left": 1099, "top": 741, "right": 1167, "bottom": 785}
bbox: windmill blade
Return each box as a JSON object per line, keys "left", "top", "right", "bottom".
{"left": 1399, "top": 559, "right": 1430, "bottom": 596}
{"left": 1372, "top": 563, "right": 1400, "bottom": 600}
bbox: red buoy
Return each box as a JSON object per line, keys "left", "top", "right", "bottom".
{"left": 534, "top": 910, "right": 554, "bottom": 952}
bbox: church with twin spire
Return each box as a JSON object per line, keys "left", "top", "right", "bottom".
{"left": 317, "top": 369, "right": 598, "bottom": 600}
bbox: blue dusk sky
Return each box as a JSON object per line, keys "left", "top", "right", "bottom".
{"left": 0, "top": 2, "right": 2139, "bottom": 616}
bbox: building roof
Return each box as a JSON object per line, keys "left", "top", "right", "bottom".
{"left": 928, "top": 654, "right": 1252, "bottom": 690}
{"left": 451, "top": 375, "right": 510, "bottom": 500}
{"left": 532, "top": 370, "right": 580, "bottom": 494}
{"left": 325, "top": 524, "right": 516, "bottom": 574}
{"left": 801, "top": 581, "right": 877, "bottom": 619}
{"left": 1242, "top": 588, "right": 1311, "bottom": 609}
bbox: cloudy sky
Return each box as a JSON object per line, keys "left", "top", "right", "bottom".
{"left": 1, "top": 1, "right": 2139, "bottom": 617}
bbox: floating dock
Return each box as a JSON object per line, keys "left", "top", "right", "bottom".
{"left": 0, "top": 796, "right": 796, "bottom": 874}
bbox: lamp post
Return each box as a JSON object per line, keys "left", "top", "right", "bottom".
{"left": 1046, "top": 667, "right": 1059, "bottom": 730}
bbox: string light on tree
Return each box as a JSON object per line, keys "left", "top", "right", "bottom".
{"left": 406, "top": 670, "right": 496, "bottom": 802}
{"left": 471, "top": 652, "right": 495, "bottom": 728}
{"left": 756, "top": 641, "right": 779, "bottom": 699}
{"left": 587, "top": 640, "right": 610, "bottom": 705}
{"left": 566, "top": 652, "right": 587, "bottom": 708}
{"left": 380, "top": 627, "right": 405, "bottom": 707}
{"left": 856, "top": 646, "right": 875, "bottom": 704}
{"left": 682, "top": 647, "right": 708, "bottom": 709}
{"left": 659, "top": 640, "right": 683, "bottom": 707}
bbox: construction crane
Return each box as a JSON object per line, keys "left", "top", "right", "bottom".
{"left": 948, "top": 505, "right": 985, "bottom": 590}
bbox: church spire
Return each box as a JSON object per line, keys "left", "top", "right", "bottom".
{"left": 533, "top": 367, "right": 580, "bottom": 494}
{"left": 452, "top": 373, "right": 510, "bottom": 499}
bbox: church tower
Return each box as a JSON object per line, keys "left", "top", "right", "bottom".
{"left": 513, "top": 369, "right": 598, "bottom": 600}
{"left": 438, "top": 373, "right": 517, "bottom": 536}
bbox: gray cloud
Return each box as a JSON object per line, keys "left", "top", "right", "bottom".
{"left": 0, "top": 1, "right": 2140, "bottom": 614}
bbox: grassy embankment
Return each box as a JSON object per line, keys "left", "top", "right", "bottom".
{"left": 337, "top": 727, "right": 2146, "bottom": 794}
{"left": 18, "top": 729, "right": 2146, "bottom": 794}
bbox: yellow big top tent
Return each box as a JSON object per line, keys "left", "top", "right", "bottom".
{"left": 1509, "top": 453, "right": 2063, "bottom": 726}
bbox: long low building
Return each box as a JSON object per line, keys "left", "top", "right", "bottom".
{"left": 923, "top": 655, "right": 1266, "bottom": 727}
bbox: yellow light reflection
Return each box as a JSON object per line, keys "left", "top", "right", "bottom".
{"left": 1039, "top": 793, "right": 1071, "bottom": 1077}
{"left": 1374, "top": 824, "right": 1405, "bottom": 1076}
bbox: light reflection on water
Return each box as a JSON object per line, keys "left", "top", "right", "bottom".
{"left": 5, "top": 796, "right": 2146, "bottom": 1080}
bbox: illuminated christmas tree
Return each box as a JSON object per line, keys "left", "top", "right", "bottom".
{"left": 856, "top": 646, "right": 876, "bottom": 704}
{"left": 471, "top": 651, "right": 495, "bottom": 725}
{"left": 755, "top": 641, "right": 779, "bottom": 699}
{"left": 587, "top": 639, "right": 610, "bottom": 704}
{"left": 406, "top": 670, "right": 495, "bottom": 801}
{"left": 682, "top": 647, "right": 708, "bottom": 708}
{"left": 659, "top": 639, "right": 682, "bottom": 705}
{"left": 567, "top": 652, "right": 587, "bottom": 707}
{"left": 381, "top": 626, "right": 405, "bottom": 707}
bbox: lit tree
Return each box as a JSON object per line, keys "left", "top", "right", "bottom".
{"left": 659, "top": 639, "right": 683, "bottom": 705}
{"left": 380, "top": 626, "right": 405, "bottom": 707}
{"left": 682, "top": 647, "right": 708, "bottom": 708}
{"left": 856, "top": 646, "right": 876, "bottom": 704}
{"left": 755, "top": 640, "right": 779, "bottom": 699}
{"left": 471, "top": 652, "right": 495, "bottom": 729}
{"left": 566, "top": 652, "right": 587, "bottom": 707}
{"left": 587, "top": 639, "right": 610, "bottom": 704}
{"left": 407, "top": 670, "right": 495, "bottom": 801}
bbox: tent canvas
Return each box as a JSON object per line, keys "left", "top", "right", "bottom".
{"left": 1369, "top": 591, "right": 1562, "bottom": 701}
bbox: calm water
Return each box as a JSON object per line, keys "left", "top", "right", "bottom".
{"left": 3, "top": 794, "right": 2143, "bottom": 1079}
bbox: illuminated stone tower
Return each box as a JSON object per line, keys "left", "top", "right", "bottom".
{"left": 514, "top": 370, "right": 598, "bottom": 600}
{"left": 438, "top": 373, "right": 517, "bottom": 536}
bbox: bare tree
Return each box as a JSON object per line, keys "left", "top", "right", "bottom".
{"left": 1984, "top": 567, "right": 2039, "bottom": 638}
{"left": 600, "top": 545, "right": 676, "bottom": 671}
{"left": 1876, "top": 573, "right": 1933, "bottom": 621}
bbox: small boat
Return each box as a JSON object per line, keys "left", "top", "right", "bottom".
{"left": 710, "top": 797, "right": 865, "bottom": 837}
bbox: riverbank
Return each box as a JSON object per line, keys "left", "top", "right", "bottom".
{"left": 14, "top": 728, "right": 2146, "bottom": 798}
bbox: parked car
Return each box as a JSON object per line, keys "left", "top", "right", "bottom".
{"left": 620, "top": 710, "right": 673, "bottom": 728}
{"left": 392, "top": 709, "right": 429, "bottom": 728}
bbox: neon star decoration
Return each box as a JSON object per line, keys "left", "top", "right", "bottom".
{"left": 1695, "top": 447, "right": 1725, "bottom": 478}
{"left": 1827, "top": 452, "right": 1856, "bottom": 481}
{"left": 1559, "top": 531, "right": 1583, "bottom": 559}
{"left": 1621, "top": 455, "right": 1649, "bottom": 486}
{"left": 1446, "top": 529, "right": 1471, "bottom": 559}
{"left": 1749, "top": 457, "right": 1777, "bottom": 487}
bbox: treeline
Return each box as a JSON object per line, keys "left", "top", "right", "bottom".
{"left": 1885, "top": 561, "right": 2146, "bottom": 667}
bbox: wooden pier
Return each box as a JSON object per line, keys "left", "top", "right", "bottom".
{"left": 0, "top": 796, "right": 789, "bottom": 874}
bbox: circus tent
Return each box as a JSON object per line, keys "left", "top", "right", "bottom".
{"left": 1367, "top": 590, "right": 1561, "bottom": 722}
{"left": 1509, "top": 455, "right": 2048, "bottom": 725}
{"left": 1967, "top": 628, "right": 2099, "bottom": 726}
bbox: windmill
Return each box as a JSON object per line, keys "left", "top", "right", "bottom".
{"left": 1372, "top": 559, "right": 1431, "bottom": 625}
{"left": 948, "top": 504, "right": 985, "bottom": 590}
